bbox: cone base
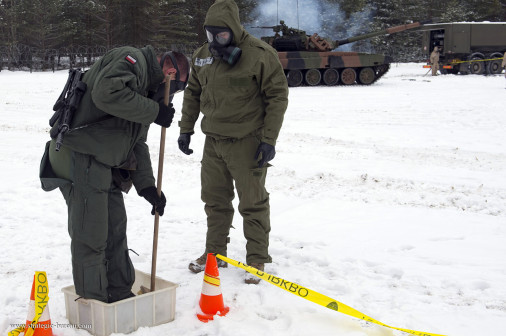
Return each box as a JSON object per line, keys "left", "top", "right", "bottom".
{"left": 196, "top": 306, "right": 230, "bottom": 322}
{"left": 24, "top": 319, "right": 54, "bottom": 336}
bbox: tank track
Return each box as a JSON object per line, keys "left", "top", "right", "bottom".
{"left": 285, "top": 63, "right": 391, "bottom": 87}
{"left": 370, "top": 64, "right": 391, "bottom": 85}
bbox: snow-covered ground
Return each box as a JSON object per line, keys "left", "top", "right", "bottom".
{"left": 1, "top": 64, "right": 505, "bottom": 336}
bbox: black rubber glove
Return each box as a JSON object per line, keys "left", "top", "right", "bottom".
{"left": 178, "top": 133, "right": 194, "bottom": 155}
{"left": 154, "top": 102, "right": 175, "bottom": 128}
{"left": 255, "top": 142, "right": 275, "bottom": 168}
{"left": 139, "top": 186, "right": 167, "bottom": 216}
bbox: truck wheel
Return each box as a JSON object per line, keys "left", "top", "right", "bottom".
{"left": 468, "top": 56, "right": 485, "bottom": 75}
{"left": 487, "top": 53, "right": 504, "bottom": 74}
{"left": 304, "top": 69, "right": 321, "bottom": 86}
{"left": 358, "top": 67, "right": 375, "bottom": 85}
{"left": 286, "top": 70, "right": 303, "bottom": 87}
{"left": 341, "top": 68, "right": 357, "bottom": 85}
{"left": 323, "top": 68, "right": 339, "bottom": 85}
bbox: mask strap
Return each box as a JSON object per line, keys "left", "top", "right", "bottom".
{"left": 167, "top": 52, "right": 180, "bottom": 82}
{"left": 159, "top": 52, "right": 180, "bottom": 82}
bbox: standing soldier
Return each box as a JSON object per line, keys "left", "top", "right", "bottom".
{"left": 39, "top": 45, "right": 188, "bottom": 303}
{"left": 502, "top": 51, "right": 506, "bottom": 82}
{"left": 430, "top": 46, "right": 440, "bottom": 76}
{"left": 177, "top": 0, "right": 289, "bottom": 284}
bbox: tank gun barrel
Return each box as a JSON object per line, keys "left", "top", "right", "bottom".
{"left": 251, "top": 21, "right": 292, "bottom": 35}
{"left": 251, "top": 25, "right": 284, "bottom": 34}
{"left": 335, "top": 21, "right": 430, "bottom": 47}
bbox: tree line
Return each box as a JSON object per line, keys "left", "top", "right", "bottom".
{"left": 1, "top": 0, "right": 505, "bottom": 70}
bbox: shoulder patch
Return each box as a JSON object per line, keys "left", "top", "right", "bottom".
{"left": 195, "top": 57, "right": 213, "bottom": 67}
{"left": 125, "top": 55, "right": 137, "bottom": 64}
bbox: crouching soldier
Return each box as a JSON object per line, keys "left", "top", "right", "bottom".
{"left": 39, "top": 45, "right": 188, "bottom": 303}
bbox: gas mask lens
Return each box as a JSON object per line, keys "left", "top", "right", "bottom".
{"left": 205, "top": 26, "right": 233, "bottom": 46}
{"left": 206, "top": 30, "right": 214, "bottom": 43}
{"left": 215, "top": 31, "right": 231, "bottom": 45}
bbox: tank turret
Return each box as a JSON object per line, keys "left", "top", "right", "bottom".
{"left": 252, "top": 20, "right": 309, "bottom": 51}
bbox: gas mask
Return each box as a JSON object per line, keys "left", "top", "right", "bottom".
{"left": 149, "top": 51, "right": 188, "bottom": 104}
{"left": 205, "top": 25, "right": 242, "bottom": 65}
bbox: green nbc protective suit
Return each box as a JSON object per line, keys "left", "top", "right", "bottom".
{"left": 179, "top": 0, "right": 289, "bottom": 264}
{"left": 40, "top": 45, "right": 163, "bottom": 302}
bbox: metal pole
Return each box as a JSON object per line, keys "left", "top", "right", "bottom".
{"left": 276, "top": 0, "right": 278, "bottom": 24}
{"left": 297, "top": 0, "right": 299, "bottom": 30}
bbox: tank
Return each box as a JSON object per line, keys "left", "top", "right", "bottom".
{"left": 253, "top": 21, "right": 425, "bottom": 87}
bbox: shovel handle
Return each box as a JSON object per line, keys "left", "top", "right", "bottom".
{"left": 150, "top": 72, "right": 175, "bottom": 291}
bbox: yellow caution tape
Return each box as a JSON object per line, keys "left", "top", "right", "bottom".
{"left": 450, "top": 57, "right": 503, "bottom": 64}
{"left": 8, "top": 271, "right": 49, "bottom": 336}
{"left": 7, "top": 326, "right": 24, "bottom": 336}
{"left": 216, "top": 254, "right": 446, "bottom": 336}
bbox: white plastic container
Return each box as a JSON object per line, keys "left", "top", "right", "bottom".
{"left": 62, "top": 269, "right": 177, "bottom": 336}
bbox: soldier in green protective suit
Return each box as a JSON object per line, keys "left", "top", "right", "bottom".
{"left": 177, "top": 0, "right": 288, "bottom": 284}
{"left": 502, "top": 51, "right": 506, "bottom": 80}
{"left": 39, "top": 45, "right": 188, "bottom": 303}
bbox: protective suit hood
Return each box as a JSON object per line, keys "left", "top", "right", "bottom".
{"left": 204, "top": 0, "right": 246, "bottom": 45}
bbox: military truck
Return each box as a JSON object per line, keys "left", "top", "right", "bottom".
{"left": 420, "top": 22, "right": 506, "bottom": 74}
{"left": 253, "top": 21, "right": 425, "bottom": 87}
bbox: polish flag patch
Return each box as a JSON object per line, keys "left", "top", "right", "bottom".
{"left": 125, "top": 55, "right": 137, "bottom": 64}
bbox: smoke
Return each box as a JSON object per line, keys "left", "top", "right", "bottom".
{"left": 247, "top": 0, "right": 374, "bottom": 51}
{"left": 251, "top": 0, "right": 333, "bottom": 33}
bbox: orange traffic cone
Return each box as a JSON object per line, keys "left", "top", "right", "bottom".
{"left": 196, "top": 253, "right": 230, "bottom": 322}
{"left": 24, "top": 276, "right": 53, "bottom": 336}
